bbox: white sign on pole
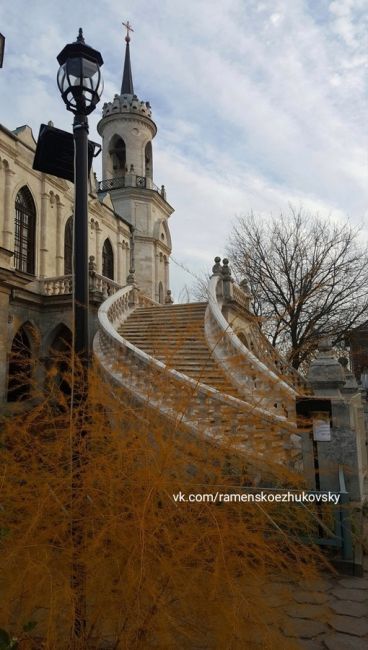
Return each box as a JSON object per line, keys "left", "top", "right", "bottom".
{"left": 312, "top": 418, "right": 331, "bottom": 442}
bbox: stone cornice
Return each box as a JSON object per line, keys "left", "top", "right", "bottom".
{"left": 112, "top": 186, "right": 174, "bottom": 218}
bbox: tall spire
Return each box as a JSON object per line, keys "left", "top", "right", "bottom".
{"left": 121, "top": 20, "right": 134, "bottom": 95}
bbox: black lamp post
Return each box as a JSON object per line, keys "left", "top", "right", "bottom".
{"left": 56, "top": 29, "right": 103, "bottom": 646}
{"left": 57, "top": 28, "right": 103, "bottom": 368}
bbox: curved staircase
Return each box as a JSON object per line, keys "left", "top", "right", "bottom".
{"left": 93, "top": 273, "right": 307, "bottom": 464}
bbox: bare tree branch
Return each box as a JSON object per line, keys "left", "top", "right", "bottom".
{"left": 227, "top": 208, "right": 368, "bottom": 370}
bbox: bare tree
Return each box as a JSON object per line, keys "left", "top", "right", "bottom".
{"left": 227, "top": 207, "right": 368, "bottom": 370}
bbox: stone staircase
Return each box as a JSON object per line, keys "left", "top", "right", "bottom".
{"left": 117, "top": 302, "right": 242, "bottom": 399}
{"left": 94, "top": 279, "right": 304, "bottom": 463}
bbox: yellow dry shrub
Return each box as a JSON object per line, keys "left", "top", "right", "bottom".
{"left": 0, "top": 348, "right": 328, "bottom": 649}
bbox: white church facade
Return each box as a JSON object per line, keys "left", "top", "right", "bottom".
{"left": 0, "top": 31, "right": 173, "bottom": 404}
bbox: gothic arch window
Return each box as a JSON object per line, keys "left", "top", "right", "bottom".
{"left": 109, "top": 135, "right": 126, "bottom": 176}
{"left": 7, "top": 326, "right": 32, "bottom": 402}
{"left": 102, "top": 238, "right": 114, "bottom": 280}
{"left": 64, "top": 216, "right": 73, "bottom": 275}
{"left": 158, "top": 281, "right": 164, "bottom": 304}
{"left": 145, "top": 141, "right": 153, "bottom": 179}
{"left": 14, "top": 186, "right": 36, "bottom": 274}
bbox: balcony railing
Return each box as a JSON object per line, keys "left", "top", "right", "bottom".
{"left": 97, "top": 175, "right": 166, "bottom": 199}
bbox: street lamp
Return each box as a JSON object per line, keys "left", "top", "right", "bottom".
{"left": 56, "top": 29, "right": 103, "bottom": 647}
{"left": 57, "top": 28, "right": 103, "bottom": 366}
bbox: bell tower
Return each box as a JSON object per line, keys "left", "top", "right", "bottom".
{"left": 97, "top": 22, "right": 174, "bottom": 302}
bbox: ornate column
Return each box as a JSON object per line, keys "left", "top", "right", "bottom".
{"left": 55, "top": 196, "right": 64, "bottom": 276}
{"left": 116, "top": 230, "right": 123, "bottom": 285}
{"left": 164, "top": 254, "right": 169, "bottom": 293}
{"left": 2, "top": 161, "right": 15, "bottom": 252}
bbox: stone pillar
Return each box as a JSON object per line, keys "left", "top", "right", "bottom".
{"left": 0, "top": 287, "right": 10, "bottom": 403}
{"left": 164, "top": 255, "right": 169, "bottom": 293}
{"left": 154, "top": 244, "right": 159, "bottom": 301}
{"left": 55, "top": 198, "right": 64, "bottom": 276}
{"left": 39, "top": 187, "right": 49, "bottom": 278}
{"left": 306, "top": 338, "right": 365, "bottom": 502}
{"left": 95, "top": 222, "right": 102, "bottom": 274}
{"left": 2, "top": 162, "right": 15, "bottom": 253}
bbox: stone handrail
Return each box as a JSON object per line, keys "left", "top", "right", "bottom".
{"left": 94, "top": 284, "right": 297, "bottom": 461}
{"left": 228, "top": 279, "right": 309, "bottom": 394}
{"left": 40, "top": 272, "right": 122, "bottom": 298}
{"left": 205, "top": 275, "right": 300, "bottom": 407}
{"left": 232, "top": 283, "right": 250, "bottom": 311}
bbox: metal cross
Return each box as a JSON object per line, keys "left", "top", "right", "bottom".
{"left": 122, "top": 20, "right": 134, "bottom": 42}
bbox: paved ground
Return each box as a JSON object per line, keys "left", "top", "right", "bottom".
{"left": 271, "top": 568, "right": 368, "bottom": 649}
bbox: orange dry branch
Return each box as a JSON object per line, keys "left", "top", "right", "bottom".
{"left": 0, "top": 356, "right": 324, "bottom": 649}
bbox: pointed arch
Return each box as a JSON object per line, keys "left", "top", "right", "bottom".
{"left": 102, "top": 238, "right": 114, "bottom": 280}
{"left": 64, "top": 216, "right": 73, "bottom": 275}
{"left": 7, "top": 326, "right": 32, "bottom": 402}
{"left": 14, "top": 185, "right": 36, "bottom": 274}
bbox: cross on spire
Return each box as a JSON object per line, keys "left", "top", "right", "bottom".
{"left": 122, "top": 20, "right": 134, "bottom": 43}
{"left": 121, "top": 20, "right": 134, "bottom": 94}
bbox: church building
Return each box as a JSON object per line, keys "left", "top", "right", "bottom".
{"left": 0, "top": 28, "right": 173, "bottom": 404}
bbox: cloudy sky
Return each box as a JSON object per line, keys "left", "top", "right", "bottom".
{"left": 0, "top": 0, "right": 367, "bottom": 298}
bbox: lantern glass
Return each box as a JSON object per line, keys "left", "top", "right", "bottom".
{"left": 57, "top": 55, "right": 103, "bottom": 115}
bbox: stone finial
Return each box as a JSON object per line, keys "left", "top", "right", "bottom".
{"left": 127, "top": 268, "right": 135, "bottom": 284}
{"left": 240, "top": 278, "right": 251, "bottom": 294}
{"left": 318, "top": 337, "right": 333, "bottom": 353}
{"left": 212, "top": 256, "right": 222, "bottom": 276}
{"left": 165, "top": 289, "right": 173, "bottom": 304}
{"left": 222, "top": 258, "right": 232, "bottom": 279}
{"left": 88, "top": 255, "right": 96, "bottom": 272}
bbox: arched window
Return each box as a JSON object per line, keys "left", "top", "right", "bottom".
{"left": 7, "top": 327, "right": 32, "bottom": 402}
{"left": 14, "top": 186, "right": 36, "bottom": 274}
{"left": 109, "top": 135, "right": 126, "bottom": 176}
{"left": 102, "top": 239, "right": 114, "bottom": 280}
{"left": 158, "top": 281, "right": 164, "bottom": 304}
{"left": 145, "top": 141, "right": 153, "bottom": 179}
{"left": 64, "top": 216, "right": 73, "bottom": 275}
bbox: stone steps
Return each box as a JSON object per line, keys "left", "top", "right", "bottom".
{"left": 118, "top": 303, "right": 242, "bottom": 399}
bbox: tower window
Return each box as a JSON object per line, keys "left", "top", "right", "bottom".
{"left": 109, "top": 136, "right": 126, "bottom": 176}
{"left": 14, "top": 186, "right": 36, "bottom": 274}
{"left": 64, "top": 216, "right": 73, "bottom": 275}
{"left": 102, "top": 238, "right": 114, "bottom": 280}
{"left": 145, "top": 141, "right": 153, "bottom": 179}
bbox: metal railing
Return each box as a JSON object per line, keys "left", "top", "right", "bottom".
{"left": 97, "top": 175, "right": 163, "bottom": 196}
